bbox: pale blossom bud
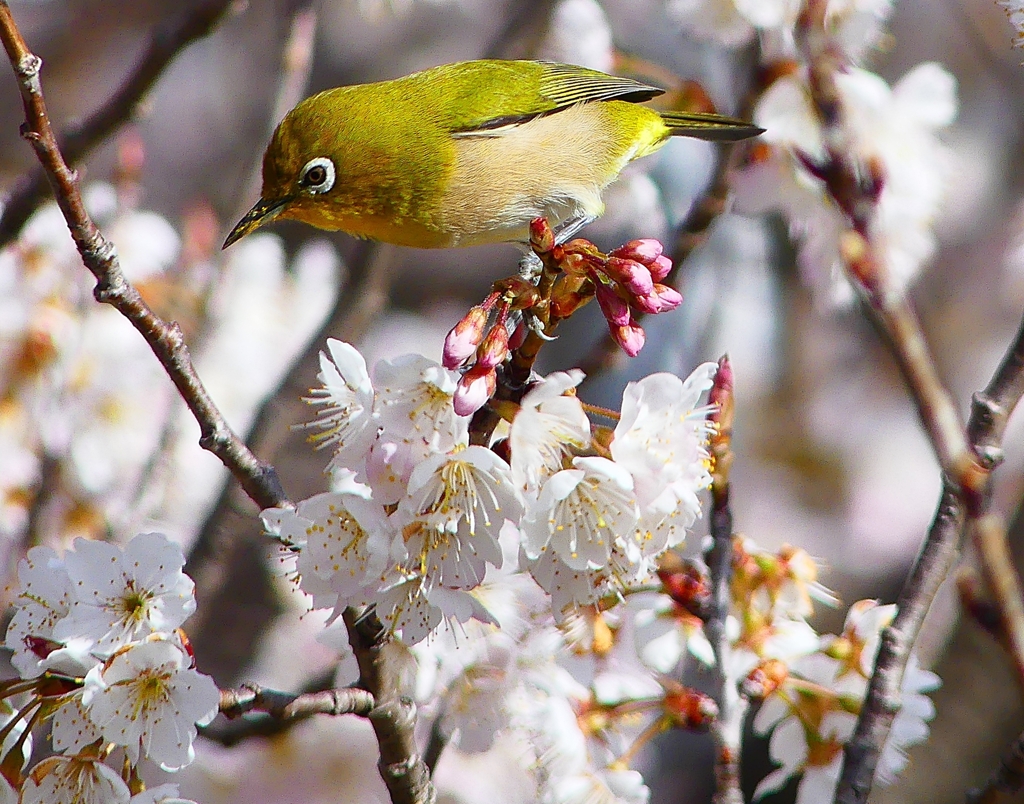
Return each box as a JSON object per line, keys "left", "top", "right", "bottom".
{"left": 453, "top": 366, "right": 497, "bottom": 416}
{"left": 649, "top": 254, "right": 672, "bottom": 282}
{"left": 611, "top": 322, "right": 645, "bottom": 357}
{"left": 595, "top": 281, "right": 630, "bottom": 326}
{"left": 476, "top": 322, "right": 510, "bottom": 370}
{"left": 631, "top": 283, "right": 682, "bottom": 314}
{"left": 443, "top": 305, "right": 489, "bottom": 369}
{"left": 603, "top": 257, "right": 654, "bottom": 296}
{"left": 610, "top": 238, "right": 663, "bottom": 265}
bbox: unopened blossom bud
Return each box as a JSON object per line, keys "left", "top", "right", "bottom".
{"left": 603, "top": 257, "right": 654, "bottom": 296}
{"left": 663, "top": 687, "right": 718, "bottom": 729}
{"left": 649, "top": 254, "right": 672, "bottom": 282}
{"left": 443, "top": 305, "right": 489, "bottom": 369}
{"left": 742, "top": 659, "right": 788, "bottom": 699}
{"left": 657, "top": 559, "right": 710, "bottom": 616}
{"left": 560, "top": 251, "right": 589, "bottom": 275}
{"left": 609, "top": 238, "right": 663, "bottom": 265}
{"left": 500, "top": 277, "right": 542, "bottom": 310}
{"left": 551, "top": 290, "right": 588, "bottom": 319}
{"left": 476, "top": 322, "right": 510, "bottom": 370}
{"left": 530, "top": 217, "right": 555, "bottom": 253}
{"left": 595, "top": 282, "right": 630, "bottom": 327}
{"left": 631, "top": 283, "right": 682, "bottom": 314}
{"left": 611, "top": 322, "right": 645, "bottom": 357}
{"left": 550, "top": 273, "right": 590, "bottom": 319}
{"left": 563, "top": 238, "right": 600, "bottom": 256}
{"left": 453, "top": 366, "right": 497, "bottom": 416}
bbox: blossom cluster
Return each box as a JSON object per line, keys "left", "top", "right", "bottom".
{"left": 441, "top": 227, "right": 683, "bottom": 416}
{"left": 397, "top": 520, "right": 937, "bottom": 804}
{"left": 263, "top": 338, "right": 716, "bottom": 643}
{"left": 259, "top": 337, "right": 940, "bottom": 803}
{"left": 0, "top": 532, "right": 218, "bottom": 804}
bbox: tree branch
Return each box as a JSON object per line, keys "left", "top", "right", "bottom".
{"left": 344, "top": 607, "right": 436, "bottom": 804}
{"left": 0, "top": 0, "right": 237, "bottom": 248}
{"left": 0, "top": 0, "right": 286, "bottom": 511}
{"left": 703, "top": 356, "right": 747, "bottom": 804}
{"left": 201, "top": 682, "right": 375, "bottom": 747}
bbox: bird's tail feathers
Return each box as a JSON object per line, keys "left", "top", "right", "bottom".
{"left": 660, "top": 110, "right": 764, "bottom": 142}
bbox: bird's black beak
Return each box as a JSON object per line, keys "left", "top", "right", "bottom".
{"left": 223, "top": 197, "right": 289, "bottom": 249}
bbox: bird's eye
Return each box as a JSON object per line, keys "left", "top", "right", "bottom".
{"left": 299, "top": 157, "right": 335, "bottom": 194}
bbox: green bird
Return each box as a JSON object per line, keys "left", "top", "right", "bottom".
{"left": 224, "top": 59, "right": 761, "bottom": 250}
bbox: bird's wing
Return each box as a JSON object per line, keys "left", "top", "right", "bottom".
{"left": 444, "top": 60, "right": 663, "bottom": 136}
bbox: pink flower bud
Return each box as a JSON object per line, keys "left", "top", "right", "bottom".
{"left": 443, "top": 305, "right": 488, "bottom": 369}
{"left": 610, "top": 238, "right": 663, "bottom": 265}
{"left": 595, "top": 282, "right": 630, "bottom": 326}
{"left": 603, "top": 257, "right": 654, "bottom": 296}
{"left": 453, "top": 366, "right": 497, "bottom": 416}
{"left": 632, "top": 283, "right": 683, "bottom": 314}
{"left": 475, "top": 322, "right": 510, "bottom": 370}
{"left": 610, "top": 322, "right": 645, "bottom": 357}
{"left": 649, "top": 254, "right": 672, "bottom": 282}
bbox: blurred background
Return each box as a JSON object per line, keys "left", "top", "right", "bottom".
{"left": 2, "top": 0, "right": 1024, "bottom": 801}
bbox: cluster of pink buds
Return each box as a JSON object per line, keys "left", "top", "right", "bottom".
{"left": 528, "top": 216, "right": 681, "bottom": 358}
{"left": 442, "top": 218, "right": 685, "bottom": 416}
{"left": 590, "top": 239, "right": 681, "bottom": 356}
{"left": 443, "top": 278, "right": 537, "bottom": 416}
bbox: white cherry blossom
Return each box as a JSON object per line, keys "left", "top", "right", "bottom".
{"left": 523, "top": 456, "right": 640, "bottom": 572}
{"left": 292, "top": 489, "right": 391, "bottom": 607}
{"left": 509, "top": 370, "right": 591, "bottom": 493}
{"left": 82, "top": 637, "right": 219, "bottom": 770}
{"left": 21, "top": 754, "right": 131, "bottom": 804}
{"left": 395, "top": 445, "right": 522, "bottom": 590}
{"left": 5, "top": 546, "right": 77, "bottom": 678}
{"left": 54, "top": 533, "right": 195, "bottom": 655}
{"left": 303, "top": 338, "right": 377, "bottom": 472}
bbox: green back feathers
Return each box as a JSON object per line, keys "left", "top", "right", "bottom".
{"left": 403, "top": 60, "right": 664, "bottom": 135}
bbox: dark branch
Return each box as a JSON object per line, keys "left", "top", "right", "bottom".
{"left": 784, "top": 2, "right": 1024, "bottom": 800}
{"left": 344, "top": 607, "right": 437, "bottom": 804}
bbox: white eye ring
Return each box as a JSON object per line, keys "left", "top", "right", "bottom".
{"left": 299, "top": 156, "right": 335, "bottom": 194}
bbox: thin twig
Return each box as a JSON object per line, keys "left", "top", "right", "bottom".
{"left": 200, "top": 682, "right": 375, "bottom": 747}
{"left": 422, "top": 712, "right": 448, "bottom": 774}
{"left": 344, "top": 607, "right": 436, "bottom": 804}
{"left": 0, "top": 0, "right": 237, "bottom": 248}
{"left": 0, "top": 0, "right": 286, "bottom": 511}
{"left": 837, "top": 306, "right": 1024, "bottom": 802}
{"left": 702, "top": 356, "right": 746, "bottom": 804}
